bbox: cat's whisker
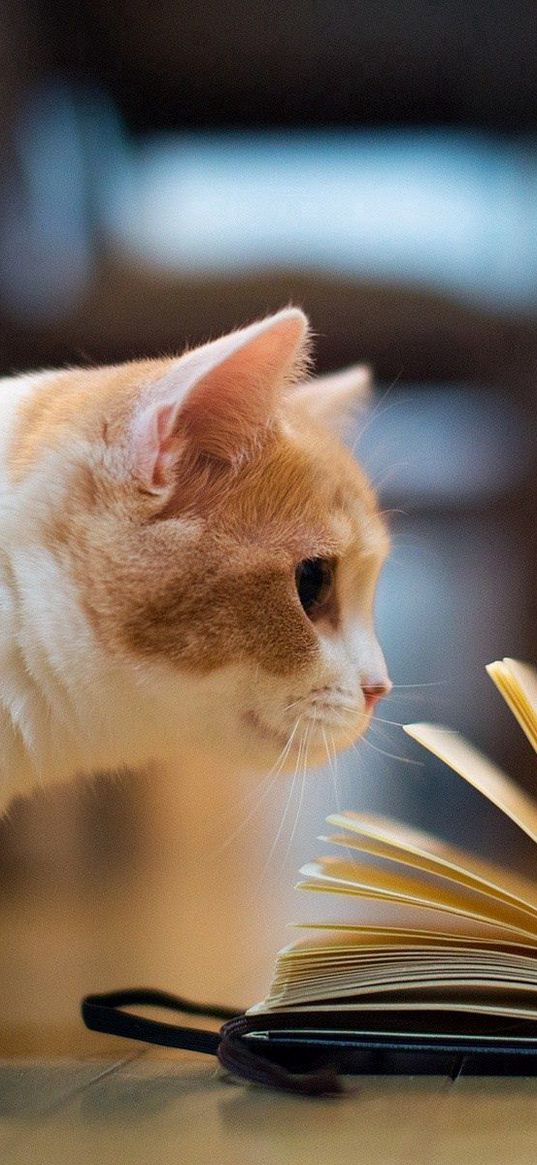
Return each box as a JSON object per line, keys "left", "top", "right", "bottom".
{"left": 367, "top": 719, "right": 400, "bottom": 742}
{"left": 314, "top": 707, "right": 410, "bottom": 755}
{"left": 220, "top": 724, "right": 297, "bottom": 820}
{"left": 320, "top": 707, "right": 357, "bottom": 728}
{"left": 321, "top": 724, "right": 332, "bottom": 772}
{"left": 302, "top": 703, "right": 357, "bottom": 725}
{"left": 353, "top": 734, "right": 425, "bottom": 766}
{"left": 366, "top": 459, "right": 413, "bottom": 495}
{"left": 350, "top": 371, "right": 405, "bottom": 452}
{"left": 283, "top": 719, "right": 312, "bottom": 865}
{"left": 211, "top": 718, "right": 301, "bottom": 859}
{"left": 329, "top": 728, "right": 362, "bottom": 861}
{"left": 321, "top": 725, "right": 341, "bottom": 814}
{"left": 329, "top": 730, "right": 342, "bottom": 793}
{"left": 261, "top": 718, "right": 307, "bottom": 877}
{"left": 381, "top": 692, "right": 442, "bottom": 709}
{"left": 282, "top": 697, "right": 307, "bottom": 713}
{"left": 329, "top": 733, "right": 341, "bottom": 813}
{"left": 224, "top": 718, "right": 299, "bottom": 817}
{"left": 377, "top": 508, "right": 409, "bottom": 519}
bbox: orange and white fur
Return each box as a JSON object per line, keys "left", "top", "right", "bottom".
{"left": 0, "top": 309, "right": 391, "bottom": 813}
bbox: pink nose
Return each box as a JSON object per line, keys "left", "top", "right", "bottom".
{"left": 361, "top": 680, "right": 392, "bottom": 714}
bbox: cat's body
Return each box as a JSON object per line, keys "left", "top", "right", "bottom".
{"left": 0, "top": 310, "right": 390, "bottom": 813}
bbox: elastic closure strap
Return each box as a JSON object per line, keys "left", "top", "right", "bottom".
{"left": 82, "top": 987, "right": 235, "bottom": 1056}
{"left": 81, "top": 988, "right": 342, "bottom": 1095}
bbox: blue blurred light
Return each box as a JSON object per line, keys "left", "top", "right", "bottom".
{"left": 0, "top": 83, "right": 128, "bottom": 324}
{"left": 105, "top": 129, "right": 537, "bottom": 310}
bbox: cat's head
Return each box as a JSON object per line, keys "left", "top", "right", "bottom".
{"left": 11, "top": 310, "right": 391, "bottom": 773}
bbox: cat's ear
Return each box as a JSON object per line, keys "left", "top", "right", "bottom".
{"left": 289, "top": 364, "right": 372, "bottom": 431}
{"left": 131, "top": 308, "right": 309, "bottom": 491}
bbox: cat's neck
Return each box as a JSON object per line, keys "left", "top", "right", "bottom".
{"left": 0, "top": 373, "right": 175, "bottom": 808}
{"left": 0, "top": 540, "right": 177, "bottom": 807}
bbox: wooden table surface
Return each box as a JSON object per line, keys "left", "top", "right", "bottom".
{"left": 2, "top": 1031, "right": 537, "bottom": 1165}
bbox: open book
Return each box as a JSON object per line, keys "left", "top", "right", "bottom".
{"left": 249, "top": 658, "right": 537, "bottom": 1044}
{"left": 81, "top": 658, "right": 537, "bottom": 1087}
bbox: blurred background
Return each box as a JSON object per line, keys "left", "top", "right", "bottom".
{"left": 0, "top": 0, "right": 536, "bottom": 1051}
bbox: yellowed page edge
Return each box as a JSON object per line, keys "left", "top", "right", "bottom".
{"left": 321, "top": 818, "right": 537, "bottom": 914}
{"left": 403, "top": 722, "right": 537, "bottom": 844}
{"left": 297, "top": 861, "right": 537, "bottom": 940}
{"left": 487, "top": 658, "right": 537, "bottom": 752}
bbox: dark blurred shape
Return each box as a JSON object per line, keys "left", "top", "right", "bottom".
{"left": 51, "top": 0, "right": 537, "bottom": 131}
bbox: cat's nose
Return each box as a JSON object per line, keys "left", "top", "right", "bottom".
{"left": 361, "top": 679, "right": 392, "bottom": 714}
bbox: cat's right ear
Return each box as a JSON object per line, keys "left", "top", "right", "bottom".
{"left": 290, "top": 364, "right": 372, "bottom": 432}
{"left": 130, "top": 309, "right": 309, "bottom": 493}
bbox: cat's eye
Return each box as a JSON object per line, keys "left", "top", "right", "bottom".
{"left": 295, "top": 558, "right": 335, "bottom": 619}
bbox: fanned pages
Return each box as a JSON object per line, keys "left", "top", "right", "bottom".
{"left": 486, "top": 658, "right": 537, "bottom": 752}
{"left": 250, "top": 660, "right": 537, "bottom": 1037}
{"left": 402, "top": 723, "right": 537, "bottom": 844}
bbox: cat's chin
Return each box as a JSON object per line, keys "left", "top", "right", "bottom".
{"left": 241, "top": 707, "right": 370, "bottom": 768}
{"left": 241, "top": 710, "right": 292, "bottom": 751}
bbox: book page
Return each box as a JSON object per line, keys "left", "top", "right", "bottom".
{"left": 256, "top": 937, "right": 537, "bottom": 1012}
{"left": 254, "top": 998, "right": 537, "bottom": 1024}
{"left": 403, "top": 723, "right": 537, "bottom": 843}
{"left": 486, "top": 658, "right": 537, "bottom": 752}
{"left": 289, "top": 924, "right": 537, "bottom": 952}
{"left": 323, "top": 810, "right": 537, "bottom": 913}
{"left": 297, "top": 857, "right": 537, "bottom": 939}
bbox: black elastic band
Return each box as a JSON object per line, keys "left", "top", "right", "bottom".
{"left": 82, "top": 988, "right": 236, "bottom": 1057}
{"left": 81, "top": 988, "right": 342, "bottom": 1096}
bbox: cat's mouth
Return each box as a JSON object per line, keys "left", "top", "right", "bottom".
{"left": 242, "top": 704, "right": 361, "bottom": 754}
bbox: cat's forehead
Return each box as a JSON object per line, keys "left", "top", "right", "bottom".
{"left": 210, "top": 419, "right": 389, "bottom": 565}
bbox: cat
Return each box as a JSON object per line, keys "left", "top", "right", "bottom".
{"left": 0, "top": 308, "right": 391, "bottom": 814}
